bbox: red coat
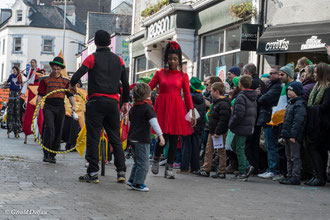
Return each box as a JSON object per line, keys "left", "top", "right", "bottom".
{"left": 149, "top": 69, "right": 194, "bottom": 136}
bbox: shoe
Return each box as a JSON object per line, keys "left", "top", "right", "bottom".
{"left": 48, "top": 155, "right": 56, "bottom": 164}
{"left": 173, "top": 162, "right": 180, "bottom": 169}
{"left": 127, "top": 181, "right": 133, "bottom": 187}
{"left": 43, "top": 154, "right": 49, "bottom": 162}
{"left": 272, "top": 174, "right": 284, "bottom": 181}
{"left": 151, "top": 160, "right": 159, "bottom": 175}
{"left": 117, "top": 171, "right": 126, "bottom": 183}
{"left": 245, "top": 165, "right": 255, "bottom": 178}
{"left": 79, "top": 173, "right": 99, "bottom": 183}
{"left": 304, "top": 177, "right": 315, "bottom": 185}
{"left": 195, "top": 169, "right": 210, "bottom": 177}
{"left": 164, "top": 163, "right": 175, "bottom": 179}
{"left": 231, "top": 173, "right": 248, "bottom": 181}
{"left": 177, "top": 170, "right": 190, "bottom": 175}
{"left": 279, "top": 177, "right": 300, "bottom": 185}
{"left": 211, "top": 172, "right": 226, "bottom": 179}
{"left": 132, "top": 184, "right": 149, "bottom": 192}
{"left": 226, "top": 160, "right": 238, "bottom": 174}
{"left": 159, "top": 159, "right": 167, "bottom": 166}
{"left": 305, "top": 178, "right": 326, "bottom": 186}
{"left": 258, "top": 172, "right": 275, "bottom": 179}
{"left": 7, "top": 131, "right": 10, "bottom": 138}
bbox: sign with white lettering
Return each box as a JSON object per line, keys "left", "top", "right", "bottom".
{"left": 301, "top": 36, "right": 326, "bottom": 50}
{"left": 265, "top": 38, "right": 290, "bottom": 52}
{"left": 147, "top": 16, "right": 171, "bottom": 40}
{"left": 241, "top": 24, "right": 259, "bottom": 51}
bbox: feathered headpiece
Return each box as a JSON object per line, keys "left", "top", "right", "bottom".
{"left": 168, "top": 40, "right": 180, "bottom": 50}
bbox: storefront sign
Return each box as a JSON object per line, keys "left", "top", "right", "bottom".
{"left": 265, "top": 38, "right": 290, "bottom": 52}
{"left": 241, "top": 24, "right": 258, "bottom": 51}
{"left": 147, "top": 16, "right": 170, "bottom": 40}
{"left": 301, "top": 36, "right": 326, "bottom": 50}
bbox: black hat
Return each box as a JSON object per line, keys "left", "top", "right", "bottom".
{"left": 94, "top": 30, "right": 111, "bottom": 46}
{"left": 287, "top": 81, "right": 304, "bottom": 96}
{"left": 49, "top": 56, "right": 65, "bottom": 69}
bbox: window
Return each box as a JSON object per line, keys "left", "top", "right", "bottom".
{"left": 1, "top": 64, "right": 3, "bottom": 82}
{"left": 13, "top": 37, "right": 22, "bottom": 53}
{"left": 12, "top": 62, "right": 21, "bottom": 69}
{"left": 43, "top": 39, "right": 53, "bottom": 52}
{"left": 200, "top": 25, "right": 248, "bottom": 79}
{"left": 41, "top": 62, "right": 51, "bottom": 73}
{"left": 136, "top": 56, "right": 146, "bottom": 72}
{"left": 2, "top": 39, "right": 5, "bottom": 55}
{"left": 16, "top": 10, "right": 22, "bottom": 22}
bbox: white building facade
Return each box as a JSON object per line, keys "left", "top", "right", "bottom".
{"left": 0, "top": 0, "right": 85, "bottom": 82}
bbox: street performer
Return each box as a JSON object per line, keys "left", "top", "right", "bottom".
{"left": 70, "top": 30, "right": 129, "bottom": 183}
{"left": 36, "top": 57, "right": 76, "bottom": 164}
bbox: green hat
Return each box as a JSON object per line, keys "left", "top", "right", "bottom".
{"left": 261, "top": 73, "right": 269, "bottom": 79}
{"left": 190, "top": 77, "right": 205, "bottom": 93}
{"left": 232, "top": 77, "right": 240, "bottom": 88}
{"left": 49, "top": 56, "right": 66, "bottom": 69}
{"left": 137, "top": 76, "right": 152, "bottom": 84}
{"left": 280, "top": 63, "right": 294, "bottom": 79}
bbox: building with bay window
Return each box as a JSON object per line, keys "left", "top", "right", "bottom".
{"left": 128, "top": 0, "right": 259, "bottom": 83}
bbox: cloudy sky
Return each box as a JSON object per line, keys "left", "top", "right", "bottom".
{"left": 0, "top": 0, "right": 15, "bottom": 9}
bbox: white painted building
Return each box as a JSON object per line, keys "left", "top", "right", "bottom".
{"left": 0, "top": 0, "right": 85, "bottom": 82}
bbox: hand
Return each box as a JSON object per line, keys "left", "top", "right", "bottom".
{"left": 71, "top": 106, "right": 76, "bottom": 113}
{"left": 158, "top": 135, "right": 165, "bottom": 146}
{"left": 213, "top": 134, "right": 220, "bottom": 138}
{"left": 290, "top": 138, "right": 296, "bottom": 143}
{"left": 326, "top": 45, "right": 330, "bottom": 56}
{"left": 69, "top": 84, "right": 76, "bottom": 94}
{"left": 191, "top": 109, "right": 197, "bottom": 127}
{"left": 121, "top": 102, "right": 129, "bottom": 116}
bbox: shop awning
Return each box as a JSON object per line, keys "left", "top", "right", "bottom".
{"left": 257, "top": 21, "right": 330, "bottom": 54}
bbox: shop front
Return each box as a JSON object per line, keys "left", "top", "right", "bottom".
{"left": 257, "top": 21, "right": 330, "bottom": 68}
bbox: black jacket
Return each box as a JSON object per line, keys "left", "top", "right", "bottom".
{"left": 257, "top": 78, "right": 282, "bottom": 125}
{"left": 208, "top": 97, "right": 231, "bottom": 135}
{"left": 280, "top": 97, "right": 307, "bottom": 142}
{"left": 229, "top": 90, "right": 258, "bottom": 136}
{"left": 307, "top": 87, "right": 330, "bottom": 145}
{"left": 70, "top": 48, "right": 129, "bottom": 102}
{"left": 251, "top": 74, "right": 267, "bottom": 95}
{"left": 192, "top": 93, "right": 206, "bottom": 135}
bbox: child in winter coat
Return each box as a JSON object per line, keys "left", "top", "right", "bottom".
{"left": 127, "top": 83, "right": 165, "bottom": 192}
{"left": 196, "top": 82, "right": 231, "bottom": 178}
{"left": 229, "top": 75, "right": 258, "bottom": 181}
{"left": 279, "top": 81, "right": 306, "bottom": 185}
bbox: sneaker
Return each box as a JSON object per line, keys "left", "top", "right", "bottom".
{"left": 132, "top": 184, "right": 149, "bottom": 192}
{"left": 195, "top": 169, "right": 210, "bottom": 177}
{"left": 117, "top": 171, "right": 126, "bottom": 183}
{"left": 151, "top": 160, "right": 159, "bottom": 175}
{"left": 159, "top": 159, "right": 167, "bottom": 166}
{"left": 280, "top": 177, "right": 300, "bottom": 185}
{"left": 258, "top": 172, "right": 275, "bottom": 179}
{"left": 231, "top": 173, "right": 248, "bottom": 181}
{"left": 245, "top": 165, "right": 255, "bottom": 178}
{"left": 272, "top": 174, "right": 284, "bottom": 181}
{"left": 127, "top": 181, "right": 133, "bottom": 187}
{"left": 211, "top": 172, "right": 226, "bottom": 179}
{"left": 173, "top": 162, "right": 181, "bottom": 169}
{"left": 79, "top": 173, "right": 99, "bottom": 183}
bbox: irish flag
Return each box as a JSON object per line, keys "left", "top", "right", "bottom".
{"left": 267, "top": 84, "right": 288, "bottom": 126}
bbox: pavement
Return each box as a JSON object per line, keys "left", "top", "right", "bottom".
{"left": 0, "top": 128, "right": 330, "bottom": 220}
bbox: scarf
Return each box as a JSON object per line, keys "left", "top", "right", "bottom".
{"left": 308, "top": 82, "right": 330, "bottom": 107}
{"left": 133, "top": 99, "right": 152, "bottom": 106}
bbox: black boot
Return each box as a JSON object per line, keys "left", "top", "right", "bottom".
{"left": 43, "top": 153, "right": 49, "bottom": 162}
{"left": 48, "top": 154, "right": 56, "bottom": 164}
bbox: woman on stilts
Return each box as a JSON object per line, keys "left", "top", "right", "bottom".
{"left": 149, "top": 41, "right": 196, "bottom": 179}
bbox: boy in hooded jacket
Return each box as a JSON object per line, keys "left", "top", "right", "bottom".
{"left": 279, "top": 81, "right": 306, "bottom": 185}
{"left": 229, "top": 75, "right": 258, "bottom": 180}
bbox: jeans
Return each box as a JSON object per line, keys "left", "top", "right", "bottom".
{"left": 181, "top": 134, "right": 201, "bottom": 172}
{"left": 85, "top": 97, "right": 126, "bottom": 174}
{"left": 263, "top": 126, "right": 280, "bottom": 174}
{"left": 128, "top": 143, "right": 150, "bottom": 185}
{"left": 284, "top": 139, "right": 302, "bottom": 178}
{"left": 231, "top": 135, "right": 248, "bottom": 174}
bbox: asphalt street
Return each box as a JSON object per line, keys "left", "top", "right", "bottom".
{"left": 0, "top": 128, "right": 329, "bottom": 220}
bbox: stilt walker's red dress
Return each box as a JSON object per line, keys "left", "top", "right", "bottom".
{"left": 149, "top": 69, "right": 194, "bottom": 136}
{"left": 22, "top": 69, "right": 43, "bottom": 136}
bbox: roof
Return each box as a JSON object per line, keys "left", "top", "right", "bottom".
{"left": 26, "top": 1, "right": 86, "bottom": 35}
{"left": 87, "top": 12, "right": 131, "bottom": 41}
{"left": 111, "top": 1, "right": 133, "bottom": 15}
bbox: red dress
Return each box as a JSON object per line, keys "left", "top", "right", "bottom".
{"left": 149, "top": 69, "right": 194, "bottom": 136}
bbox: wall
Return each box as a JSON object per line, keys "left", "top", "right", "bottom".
{"left": 266, "top": 0, "right": 330, "bottom": 26}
